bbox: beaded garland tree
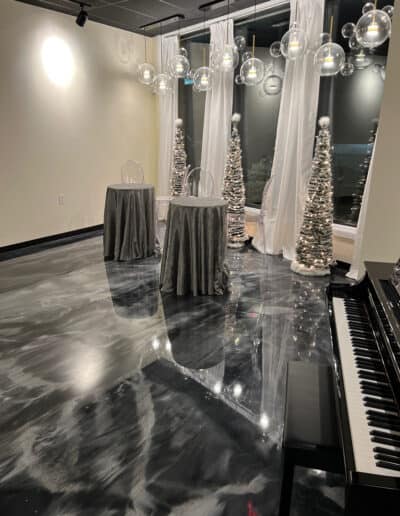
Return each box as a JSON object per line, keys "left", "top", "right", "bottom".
{"left": 170, "top": 118, "right": 189, "bottom": 197}
{"left": 222, "top": 113, "right": 248, "bottom": 249}
{"left": 291, "top": 117, "right": 334, "bottom": 276}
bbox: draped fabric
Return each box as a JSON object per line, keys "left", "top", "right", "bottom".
{"left": 160, "top": 198, "right": 229, "bottom": 296}
{"left": 347, "top": 139, "right": 377, "bottom": 280}
{"left": 200, "top": 20, "right": 234, "bottom": 197}
{"left": 103, "top": 185, "right": 156, "bottom": 261}
{"left": 157, "top": 35, "right": 179, "bottom": 196}
{"left": 253, "top": 0, "right": 325, "bottom": 260}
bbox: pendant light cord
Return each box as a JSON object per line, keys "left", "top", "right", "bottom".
{"left": 160, "top": 22, "right": 163, "bottom": 72}
{"left": 144, "top": 26, "right": 147, "bottom": 62}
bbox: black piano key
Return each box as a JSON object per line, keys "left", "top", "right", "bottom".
{"left": 351, "top": 330, "right": 375, "bottom": 339}
{"left": 363, "top": 397, "right": 397, "bottom": 411}
{"left": 374, "top": 453, "right": 400, "bottom": 465}
{"left": 349, "top": 322, "right": 373, "bottom": 331}
{"left": 376, "top": 461, "right": 400, "bottom": 472}
{"left": 367, "top": 410, "right": 400, "bottom": 425}
{"left": 368, "top": 418, "right": 400, "bottom": 432}
{"left": 358, "top": 369, "right": 387, "bottom": 385}
{"left": 352, "top": 340, "right": 378, "bottom": 349}
{"left": 356, "top": 359, "right": 384, "bottom": 372}
{"left": 370, "top": 429, "right": 400, "bottom": 441}
{"left": 372, "top": 436, "right": 400, "bottom": 447}
{"left": 373, "top": 447, "right": 400, "bottom": 459}
{"left": 361, "top": 385, "right": 393, "bottom": 398}
{"left": 354, "top": 349, "right": 380, "bottom": 360}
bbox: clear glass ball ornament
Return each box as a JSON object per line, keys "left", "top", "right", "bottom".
{"left": 235, "top": 74, "right": 244, "bottom": 85}
{"left": 320, "top": 32, "right": 331, "bottom": 45}
{"left": 242, "top": 51, "right": 252, "bottom": 63}
{"left": 240, "top": 57, "right": 265, "bottom": 85}
{"left": 314, "top": 42, "right": 345, "bottom": 76}
{"left": 179, "top": 47, "right": 188, "bottom": 58}
{"left": 153, "top": 73, "right": 172, "bottom": 95}
{"left": 263, "top": 74, "right": 283, "bottom": 95}
{"left": 340, "top": 61, "right": 355, "bottom": 76}
{"left": 193, "top": 66, "right": 213, "bottom": 91}
{"left": 342, "top": 22, "right": 356, "bottom": 39}
{"left": 281, "top": 23, "right": 307, "bottom": 60}
{"left": 270, "top": 41, "right": 282, "bottom": 58}
{"left": 382, "top": 5, "right": 394, "bottom": 17}
{"left": 362, "top": 2, "right": 375, "bottom": 14}
{"left": 234, "top": 35, "right": 247, "bottom": 51}
{"left": 350, "top": 49, "right": 372, "bottom": 69}
{"left": 137, "top": 63, "right": 155, "bottom": 85}
{"left": 169, "top": 54, "right": 190, "bottom": 78}
{"left": 355, "top": 10, "right": 391, "bottom": 48}
{"left": 349, "top": 34, "right": 361, "bottom": 50}
{"left": 219, "top": 44, "right": 240, "bottom": 72}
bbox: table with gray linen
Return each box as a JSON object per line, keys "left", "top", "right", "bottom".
{"left": 103, "top": 184, "right": 156, "bottom": 261}
{"left": 160, "top": 197, "right": 229, "bottom": 296}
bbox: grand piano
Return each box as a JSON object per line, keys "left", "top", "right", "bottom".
{"left": 328, "top": 261, "right": 400, "bottom": 514}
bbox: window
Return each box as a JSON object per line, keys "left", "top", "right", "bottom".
{"left": 233, "top": 8, "right": 289, "bottom": 208}
{"left": 320, "top": 0, "right": 393, "bottom": 226}
{"left": 178, "top": 0, "right": 393, "bottom": 226}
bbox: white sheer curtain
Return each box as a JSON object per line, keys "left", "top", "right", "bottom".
{"left": 253, "top": 0, "right": 325, "bottom": 260}
{"left": 200, "top": 20, "right": 234, "bottom": 197}
{"left": 157, "top": 35, "right": 178, "bottom": 196}
{"left": 347, "top": 140, "right": 377, "bottom": 280}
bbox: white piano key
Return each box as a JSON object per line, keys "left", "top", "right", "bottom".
{"left": 333, "top": 297, "right": 400, "bottom": 477}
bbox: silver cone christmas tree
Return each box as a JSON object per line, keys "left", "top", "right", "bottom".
{"left": 223, "top": 113, "right": 248, "bottom": 249}
{"left": 170, "top": 118, "right": 189, "bottom": 197}
{"left": 291, "top": 117, "right": 334, "bottom": 276}
{"left": 348, "top": 119, "right": 378, "bottom": 225}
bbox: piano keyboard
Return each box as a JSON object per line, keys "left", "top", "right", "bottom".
{"left": 333, "top": 296, "right": 400, "bottom": 477}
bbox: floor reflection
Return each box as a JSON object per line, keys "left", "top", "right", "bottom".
{"left": 0, "top": 236, "right": 344, "bottom": 515}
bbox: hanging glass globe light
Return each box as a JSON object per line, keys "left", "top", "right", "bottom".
{"left": 240, "top": 57, "right": 265, "bottom": 86}
{"left": 138, "top": 63, "right": 155, "bottom": 85}
{"left": 270, "top": 41, "right": 282, "bottom": 58}
{"left": 362, "top": 2, "right": 375, "bottom": 14}
{"left": 355, "top": 10, "right": 391, "bottom": 48}
{"left": 242, "top": 51, "right": 252, "bottom": 63}
{"left": 193, "top": 66, "right": 213, "bottom": 91}
{"left": 219, "top": 44, "right": 239, "bottom": 72}
{"left": 314, "top": 42, "right": 345, "bottom": 76}
{"left": 382, "top": 5, "right": 394, "bottom": 17}
{"left": 342, "top": 22, "right": 356, "bottom": 39}
{"left": 153, "top": 73, "right": 172, "bottom": 95}
{"left": 234, "top": 35, "right": 247, "bottom": 51}
{"left": 340, "top": 61, "right": 355, "bottom": 77}
{"left": 350, "top": 49, "right": 373, "bottom": 69}
{"left": 235, "top": 74, "right": 244, "bottom": 85}
{"left": 280, "top": 23, "right": 307, "bottom": 60}
{"left": 169, "top": 53, "right": 190, "bottom": 78}
{"left": 349, "top": 34, "right": 361, "bottom": 50}
{"left": 263, "top": 74, "right": 283, "bottom": 95}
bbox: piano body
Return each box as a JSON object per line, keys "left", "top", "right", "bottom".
{"left": 328, "top": 261, "right": 400, "bottom": 514}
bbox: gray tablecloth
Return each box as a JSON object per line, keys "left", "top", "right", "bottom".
{"left": 160, "top": 197, "right": 229, "bottom": 296}
{"left": 104, "top": 184, "right": 156, "bottom": 261}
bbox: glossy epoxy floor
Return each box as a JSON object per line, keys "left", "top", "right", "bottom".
{"left": 0, "top": 235, "right": 345, "bottom": 515}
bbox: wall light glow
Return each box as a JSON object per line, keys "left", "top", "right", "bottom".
{"left": 41, "top": 36, "right": 75, "bottom": 87}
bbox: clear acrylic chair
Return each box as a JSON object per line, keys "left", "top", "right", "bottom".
{"left": 184, "top": 167, "right": 215, "bottom": 197}
{"left": 121, "top": 160, "right": 144, "bottom": 184}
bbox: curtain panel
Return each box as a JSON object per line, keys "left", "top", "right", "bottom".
{"left": 157, "top": 35, "right": 179, "bottom": 196}
{"left": 200, "top": 20, "right": 234, "bottom": 197}
{"left": 253, "top": 0, "right": 325, "bottom": 260}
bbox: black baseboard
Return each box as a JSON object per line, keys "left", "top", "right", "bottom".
{"left": 0, "top": 225, "right": 103, "bottom": 262}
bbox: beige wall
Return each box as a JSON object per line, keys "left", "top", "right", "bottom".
{"left": 0, "top": 0, "right": 157, "bottom": 246}
{"left": 351, "top": 3, "right": 400, "bottom": 276}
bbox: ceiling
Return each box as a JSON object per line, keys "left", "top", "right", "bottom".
{"left": 16, "top": 0, "right": 268, "bottom": 36}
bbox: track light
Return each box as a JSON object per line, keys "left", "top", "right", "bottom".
{"left": 76, "top": 4, "right": 88, "bottom": 27}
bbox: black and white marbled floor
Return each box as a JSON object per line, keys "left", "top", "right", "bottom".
{"left": 0, "top": 236, "right": 345, "bottom": 515}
